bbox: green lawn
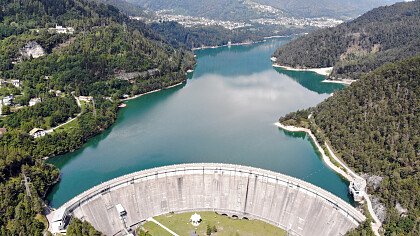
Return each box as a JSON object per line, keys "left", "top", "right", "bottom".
{"left": 142, "top": 211, "right": 287, "bottom": 236}
{"left": 141, "top": 222, "right": 172, "bottom": 236}
{"left": 55, "top": 101, "right": 87, "bottom": 133}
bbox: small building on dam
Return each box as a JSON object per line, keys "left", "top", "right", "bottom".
{"left": 47, "top": 163, "right": 366, "bottom": 236}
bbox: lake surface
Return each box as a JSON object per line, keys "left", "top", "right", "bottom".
{"left": 47, "top": 38, "right": 351, "bottom": 207}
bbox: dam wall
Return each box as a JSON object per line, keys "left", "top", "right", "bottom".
{"left": 48, "top": 163, "right": 365, "bottom": 236}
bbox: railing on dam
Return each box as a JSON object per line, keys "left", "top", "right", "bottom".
{"left": 49, "top": 163, "right": 366, "bottom": 234}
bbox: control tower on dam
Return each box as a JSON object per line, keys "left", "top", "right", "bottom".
{"left": 47, "top": 163, "right": 366, "bottom": 236}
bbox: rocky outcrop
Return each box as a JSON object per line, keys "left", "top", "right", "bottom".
{"left": 361, "top": 173, "right": 383, "bottom": 191}
{"left": 371, "top": 196, "right": 387, "bottom": 223}
{"left": 17, "top": 41, "right": 45, "bottom": 62}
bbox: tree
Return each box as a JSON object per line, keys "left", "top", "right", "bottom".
{"left": 1, "top": 105, "right": 10, "bottom": 115}
{"left": 206, "top": 224, "right": 212, "bottom": 235}
{"left": 66, "top": 218, "right": 103, "bottom": 236}
{"left": 137, "top": 229, "right": 152, "bottom": 236}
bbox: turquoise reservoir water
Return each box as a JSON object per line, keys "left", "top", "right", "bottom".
{"left": 47, "top": 38, "right": 350, "bottom": 207}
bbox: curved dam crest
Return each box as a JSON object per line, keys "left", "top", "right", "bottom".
{"left": 48, "top": 163, "right": 365, "bottom": 236}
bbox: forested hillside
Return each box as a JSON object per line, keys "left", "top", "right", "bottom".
{"left": 273, "top": 1, "right": 420, "bottom": 80}
{"left": 280, "top": 56, "right": 420, "bottom": 235}
{"left": 149, "top": 21, "right": 307, "bottom": 49}
{"left": 0, "top": 0, "right": 193, "bottom": 234}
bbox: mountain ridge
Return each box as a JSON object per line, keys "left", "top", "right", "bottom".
{"left": 273, "top": 1, "right": 420, "bottom": 80}
{"left": 127, "top": 0, "right": 400, "bottom": 19}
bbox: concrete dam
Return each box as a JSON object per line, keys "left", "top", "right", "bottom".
{"left": 47, "top": 163, "right": 366, "bottom": 236}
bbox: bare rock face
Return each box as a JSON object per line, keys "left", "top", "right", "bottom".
{"left": 114, "top": 69, "right": 160, "bottom": 81}
{"left": 371, "top": 196, "right": 387, "bottom": 223}
{"left": 395, "top": 202, "right": 408, "bottom": 217}
{"left": 19, "top": 41, "right": 45, "bottom": 60}
{"left": 361, "top": 173, "right": 383, "bottom": 191}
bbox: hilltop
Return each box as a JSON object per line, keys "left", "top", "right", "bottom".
{"left": 273, "top": 1, "right": 420, "bottom": 80}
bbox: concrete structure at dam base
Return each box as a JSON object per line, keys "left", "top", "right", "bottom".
{"left": 47, "top": 163, "right": 366, "bottom": 236}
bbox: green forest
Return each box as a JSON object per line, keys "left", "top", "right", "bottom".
{"left": 280, "top": 56, "right": 420, "bottom": 235}
{"left": 273, "top": 1, "right": 420, "bottom": 80}
{"left": 0, "top": 0, "right": 193, "bottom": 235}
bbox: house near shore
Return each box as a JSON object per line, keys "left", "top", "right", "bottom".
{"left": 29, "top": 98, "right": 41, "bottom": 106}
{"left": 78, "top": 96, "right": 93, "bottom": 102}
{"left": 29, "top": 128, "right": 46, "bottom": 138}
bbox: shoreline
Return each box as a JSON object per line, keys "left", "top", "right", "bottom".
{"left": 192, "top": 41, "right": 259, "bottom": 51}
{"left": 275, "top": 122, "right": 381, "bottom": 235}
{"left": 322, "top": 79, "right": 356, "bottom": 85}
{"left": 273, "top": 64, "right": 333, "bottom": 76}
{"left": 42, "top": 81, "right": 186, "bottom": 161}
{"left": 192, "top": 34, "right": 292, "bottom": 51}
{"left": 275, "top": 122, "right": 353, "bottom": 181}
{"left": 121, "top": 81, "right": 184, "bottom": 102}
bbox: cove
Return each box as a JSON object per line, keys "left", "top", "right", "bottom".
{"left": 47, "top": 38, "right": 350, "bottom": 208}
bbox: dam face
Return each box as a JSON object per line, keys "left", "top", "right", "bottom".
{"left": 48, "top": 163, "right": 365, "bottom": 236}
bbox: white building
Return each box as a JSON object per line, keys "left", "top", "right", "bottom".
{"left": 190, "top": 213, "right": 201, "bottom": 226}
{"left": 29, "top": 98, "right": 41, "bottom": 106}
{"left": 2, "top": 95, "right": 14, "bottom": 106}
{"left": 49, "top": 207, "right": 67, "bottom": 232}
{"left": 349, "top": 178, "right": 366, "bottom": 202}
{"left": 11, "top": 79, "right": 21, "bottom": 87}
{"left": 49, "top": 25, "right": 75, "bottom": 34}
{"left": 78, "top": 96, "right": 93, "bottom": 102}
{"left": 29, "top": 128, "right": 46, "bottom": 138}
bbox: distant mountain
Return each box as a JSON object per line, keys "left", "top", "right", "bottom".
{"left": 257, "top": 0, "right": 401, "bottom": 18}
{"left": 127, "top": 0, "right": 400, "bottom": 20}
{"left": 273, "top": 1, "right": 420, "bottom": 80}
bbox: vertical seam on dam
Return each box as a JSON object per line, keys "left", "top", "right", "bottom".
{"left": 243, "top": 172, "right": 251, "bottom": 213}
